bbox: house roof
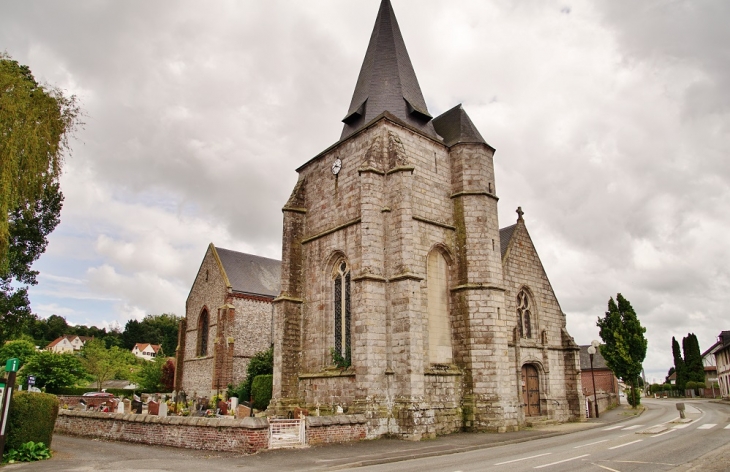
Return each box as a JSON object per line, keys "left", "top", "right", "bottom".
{"left": 499, "top": 224, "right": 517, "bottom": 259}
{"left": 215, "top": 246, "right": 281, "bottom": 298}
{"left": 340, "top": 0, "right": 439, "bottom": 141}
{"left": 432, "top": 104, "right": 490, "bottom": 149}
{"left": 133, "top": 343, "right": 161, "bottom": 353}
{"left": 579, "top": 345, "right": 612, "bottom": 371}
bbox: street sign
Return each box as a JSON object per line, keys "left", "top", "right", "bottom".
{"left": 5, "top": 358, "right": 19, "bottom": 372}
{"left": 27, "top": 376, "right": 36, "bottom": 386}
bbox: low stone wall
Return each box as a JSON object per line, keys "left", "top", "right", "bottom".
{"left": 55, "top": 410, "right": 369, "bottom": 453}
{"left": 305, "top": 415, "right": 367, "bottom": 445}
{"left": 55, "top": 410, "right": 269, "bottom": 454}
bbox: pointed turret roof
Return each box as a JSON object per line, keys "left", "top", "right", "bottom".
{"left": 341, "top": 0, "right": 439, "bottom": 140}
{"left": 432, "top": 104, "right": 491, "bottom": 148}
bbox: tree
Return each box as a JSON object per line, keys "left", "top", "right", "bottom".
{"left": 161, "top": 359, "right": 175, "bottom": 392}
{"left": 672, "top": 336, "right": 686, "bottom": 391}
{"left": 19, "top": 351, "right": 87, "bottom": 391}
{"left": 0, "top": 338, "right": 37, "bottom": 368}
{"left": 79, "top": 339, "right": 136, "bottom": 391}
{"left": 596, "top": 294, "right": 647, "bottom": 408}
{"left": 682, "top": 333, "right": 705, "bottom": 384}
{"left": 0, "top": 279, "right": 32, "bottom": 345}
{"left": 135, "top": 355, "right": 166, "bottom": 392}
{"left": 0, "top": 53, "right": 79, "bottom": 270}
{"left": 121, "top": 314, "right": 180, "bottom": 354}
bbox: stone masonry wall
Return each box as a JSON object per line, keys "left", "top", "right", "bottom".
{"left": 183, "top": 246, "right": 228, "bottom": 397}
{"left": 502, "top": 220, "right": 583, "bottom": 422}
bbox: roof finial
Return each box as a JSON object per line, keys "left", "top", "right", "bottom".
{"left": 516, "top": 206, "right": 524, "bottom": 221}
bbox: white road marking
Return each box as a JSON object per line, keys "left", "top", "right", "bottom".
{"left": 494, "top": 453, "right": 552, "bottom": 465}
{"left": 608, "top": 439, "right": 643, "bottom": 450}
{"left": 672, "top": 423, "right": 691, "bottom": 429}
{"left": 651, "top": 429, "right": 677, "bottom": 438}
{"left": 602, "top": 425, "right": 624, "bottom": 431}
{"left": 697, "top": 424, "right": 716, "bottom": 429}
{"left": 725, "top": 424, "right": 730, "bottom": 430}
{"left": 594, "top": 464, "right": 621, "bottom": 472}
{"left": 534, "top": 454, "right": 590, "bottom": 469}
{"left": 621, "top": 425, "right": 644, "bottom": 430}
{"left": 574, "top": 439, "right": 609, "bottom": 448}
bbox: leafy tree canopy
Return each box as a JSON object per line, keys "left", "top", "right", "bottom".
{"left": 597, "top": 293, "right": 647, "bottom": 407}
{"left": 682, "top": 333, "right": 705, "bottom": 384}
{"left": 79, "top": 339, "right": 136, "bottom": 391}
{"left": 672, "top": 336, "right": 686, "bottom": 390}
{"left": 0, "top": 53, "right": 79, "bottom": 271}
{"left": 0, "top": 338, "right": 37, "bottom": 368}
{"left": 20, "top": 351, "right": 87, "bottom": 391}
{"left": 122, "top": 313, "right": 180, "bottom": 355}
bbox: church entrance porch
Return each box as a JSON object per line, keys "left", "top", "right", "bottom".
{"left": 521, "top": 364, "right": 541, "bottom": 417}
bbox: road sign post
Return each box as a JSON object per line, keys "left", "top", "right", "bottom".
{"left": 0, "top": 358, "right": 20, "bottom": 458}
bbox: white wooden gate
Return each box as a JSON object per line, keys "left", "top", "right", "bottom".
{"left": 269, "top": 418, "right": 306, "bottom": 449}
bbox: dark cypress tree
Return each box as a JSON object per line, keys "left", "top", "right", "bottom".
{"left": 683, "top": 333, "right": 705, "bottom": 383}
{"left": 672, "top": 337, "right": 686, "bottom": 390}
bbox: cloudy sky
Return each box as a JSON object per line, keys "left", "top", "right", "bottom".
{"left": 3, "top": 0, "right": 729, "bottom": 383}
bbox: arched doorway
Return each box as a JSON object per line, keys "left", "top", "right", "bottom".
{"left": 521, "top": 364, "right": 541, "bottom": 416}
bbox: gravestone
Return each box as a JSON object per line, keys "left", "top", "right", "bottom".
{"left": 217, "top": 399, "right": 228, "bottom": 415}
{"left": 117, "top": 401, "right": 125, "bottom": 414}
{"left": 123, "top": 398, "right": 131, "bottom": 413}
{"left": 158, "top": 402, "right": 168, "bottom": 417}
{"left": 148, "top": 400, "right": 160, "bottom": 415}
{"left": 236, "top": 404, "right": 251, "bottom": 419}
{"left": 131, "top": 399, "right": 143, "bottom": 414}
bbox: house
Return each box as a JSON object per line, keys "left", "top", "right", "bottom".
{"left": 579, "top": 345, "right": 619, "bottom": 396}
{"left": 712, "top": 331, "right": 730, "bottom": 398}
{"left": 132, "top": 343, "right": 162, "bottom": 360}
{"left": 175, "top": 244, "right": 280, "bottom": 397}
{"left": 46, "top": 335, "right": 92, "bottom": 353}
{"left": 701, "top": 339, "right": 721, "bottom": 388}
{"left": 270, "top": 0, "right": 583, "bottom": 438}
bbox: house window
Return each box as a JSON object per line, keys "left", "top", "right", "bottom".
{"left": 427, "top": 250, "right": 452, "bottom": 364}
{"left": 333, "top": 260, "right": 351, "bottom": 364}
{"left": 517, "top": 288, "right": 533, "bottom": 339}
{"left": 198, "top": 309, "right": 209, "bottom": 356}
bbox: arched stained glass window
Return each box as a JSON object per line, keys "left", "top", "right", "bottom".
{"left": 198, "top": 309, "right": 209, "bottom": 356}
{"left": 333, "top": 260, "right": 351, "bottom": 364}
{"left": 517, "top": 289, "right": 533, "bottom": 339}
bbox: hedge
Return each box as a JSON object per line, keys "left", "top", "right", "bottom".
{"left": 251, "top": 374, "right": 273, "bottom": 410}
{"left": 5, "top": 392, "right": 59, "bottom": 452}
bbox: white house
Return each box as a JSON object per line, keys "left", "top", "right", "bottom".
{"left": 132, "top": 343, "right": 161, "bottom": 361}
{"left": 46, "top": 335, "right": 91, "bottom": 353}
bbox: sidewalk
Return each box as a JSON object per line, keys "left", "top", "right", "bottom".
{"left": 5, "top": 404, "right": 640, "bottom": 472}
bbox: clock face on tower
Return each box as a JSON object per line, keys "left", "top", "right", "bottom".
{"left": 331, "top": 158, "right": 342, "bottom": 175}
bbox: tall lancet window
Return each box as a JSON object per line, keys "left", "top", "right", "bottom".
{"left": 427, "top": 250, "right": 452, "bottom": 364}
{"left": 198, "top": 309, "right": 209, "bottom": 356}
{"left": 333, "top": 260, "right": 351, "bottom": 364}
{"left": 517, "top": 289, "right": 533, "bottom": 339}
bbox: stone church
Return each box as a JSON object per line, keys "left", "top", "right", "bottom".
{"left": 269, "top": 0, "right": 584, "bottom": 438}
{"left": 175, "top": 243, "right": 280, "bottom": 398}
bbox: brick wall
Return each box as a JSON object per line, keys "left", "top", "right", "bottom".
{"left": 55, "top": 410, "right": 269, "bottom": 454}
{"left": 581, "top": 369, "right": 618, "bottom": 395}
{"left": 55, "top": 410, "right": 370, "bottom": 452}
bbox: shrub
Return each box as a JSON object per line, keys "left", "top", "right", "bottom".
{"left": 5, "top": 392, "right": 59, "bottom": 453}
{"left": 685, "top": 381, "right": 697, "bottom": 390}
{"left": 250, "top": 374, "right": 272, "bottom": 410}
{"left": 2, "top": 441, "right": 51, "bottom": 463}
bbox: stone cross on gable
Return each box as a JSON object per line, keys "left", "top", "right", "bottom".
{"left": 516, "top": 206, "right": 524, "bottom": 221}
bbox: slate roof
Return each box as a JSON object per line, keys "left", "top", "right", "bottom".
{"left": 341, "top": 0, "right": 439, "bottom": 141}
{"left": 432, "top": 104, "right": 490, "bottom": 148}
{"left": 579, "top": 345, "right": 611, "bottom": 370}
{"left": 499, "top": 224, "right": 517, "bottom": 259}
{"left": 216, "top": 247, "right": 281, "bottom": 298}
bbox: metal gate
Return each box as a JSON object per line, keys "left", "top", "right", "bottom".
{"left": 521, "top": 364, "right": 541, "bottom": 416}
{"left": 269, "top": 418, "right": 306, "bottom": 449}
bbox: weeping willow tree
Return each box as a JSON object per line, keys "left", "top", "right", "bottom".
{"left": 0, "top": 52, "right": 80, "bottom": 272}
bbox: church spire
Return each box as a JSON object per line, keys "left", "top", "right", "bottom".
{"left": 341, "top": 0, "right": 439, "bottom": 140}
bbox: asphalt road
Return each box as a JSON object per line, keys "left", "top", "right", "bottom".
{"left": 4, "top": 399, "right": 729, "bottom": 471}
{"left": 358, "top": 399, "right": 730, "bottom": 472}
